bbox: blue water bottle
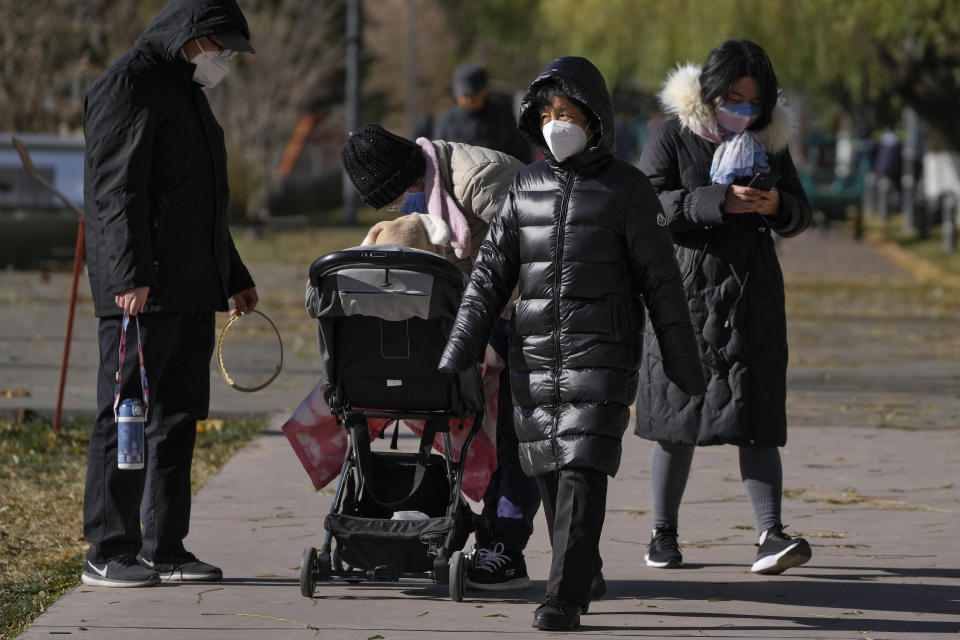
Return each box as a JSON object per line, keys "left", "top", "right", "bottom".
{"left": 117, "top": 398, "right": 145, "bottom": 470}
{"left": 114, "top": 312, "right": 149, "bottom": 471}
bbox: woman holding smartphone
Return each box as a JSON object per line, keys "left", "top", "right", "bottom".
{"left": 635, "top": 39, "right": 813, "bottom": 574}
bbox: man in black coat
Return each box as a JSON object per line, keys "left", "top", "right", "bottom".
{"left": 433, "top": 63, "right": 532, "bottom": 163}
{"left": 81, "top": 0, "right": 257, "bottom": 587}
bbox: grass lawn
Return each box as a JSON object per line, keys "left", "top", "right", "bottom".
{"left": 233, "top": 209, "right": 384, "bottom": 266}
{"left": 863, "top": 215, "right": 960, "bottom": 279}
{"left": 0, "top": 415, "right": 266, "bottom": 640}
{"left": 887, "top": 229, "right": 960, "bottom": 277}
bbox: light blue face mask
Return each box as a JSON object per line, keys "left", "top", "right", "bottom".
{"left": 716, "top": 101, "right": 760, "bottom": 133}
{"left": 387, "top": 190, "right": 427, "bottom": 214}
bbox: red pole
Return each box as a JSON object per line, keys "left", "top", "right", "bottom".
{"left": 53, "top": 220, "right": 85, "bottom": 435}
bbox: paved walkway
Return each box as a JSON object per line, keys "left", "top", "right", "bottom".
{"left": 12, "top": 229, "right": 960, "bottom": 639}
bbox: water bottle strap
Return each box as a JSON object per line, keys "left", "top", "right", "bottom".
{"left": 114, "top": 312, "right": 150, "bottom": 421}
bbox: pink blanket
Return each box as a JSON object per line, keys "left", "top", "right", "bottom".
{"left": 281, "top": 346, "right": 502, "bottom": 502}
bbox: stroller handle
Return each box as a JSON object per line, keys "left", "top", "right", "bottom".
{"left": 309, "top": 245, "right": 466, "bottom": 290}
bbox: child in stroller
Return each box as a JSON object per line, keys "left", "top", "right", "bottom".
{"left": 298, "top": 243, "right": 486, "bottom": 601}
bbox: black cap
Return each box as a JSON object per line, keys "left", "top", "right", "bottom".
{"left": 452, "top": 63, "right": 488, "bottom": 96}
{"left": 214, "top": 30, "right": 255, "bottom": 53}
{"left": 341, "top": 124, "right": 426, "bottom": 210}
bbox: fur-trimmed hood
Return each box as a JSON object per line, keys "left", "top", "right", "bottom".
{"left": 658, "top": 63, "right": 792, "bottom": 153}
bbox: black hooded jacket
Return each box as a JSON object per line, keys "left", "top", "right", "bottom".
{"left": 634, "top": 64, "right": 812, "bottom": 447}
{"left": 439, "top": 57, "right": 705, "bottom": 477}
{"left": 83, "top": 0, "right": 255, "bottom": 317}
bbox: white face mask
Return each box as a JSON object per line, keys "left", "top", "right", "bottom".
{"left": 189, "top": 40, "right": 232, "bottom": 88}
{"left": 541, "top": 120, "right": 588, "bottom": 162}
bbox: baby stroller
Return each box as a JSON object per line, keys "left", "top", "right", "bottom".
{"left": 299, "top": 245, "right": 484, "bottom": 601}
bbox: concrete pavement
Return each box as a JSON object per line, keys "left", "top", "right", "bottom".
{"left": 11, "top": 229, "right": 960, "bottom": 639}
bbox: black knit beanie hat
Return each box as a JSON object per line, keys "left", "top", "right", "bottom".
{"left": 341, "top": 124, "right": 426, "bottom": 209}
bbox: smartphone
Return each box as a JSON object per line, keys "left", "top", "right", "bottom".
{"left": 746, "top": 171, "right": 781, "bottom": 191}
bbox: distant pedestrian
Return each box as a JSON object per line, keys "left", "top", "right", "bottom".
{"left": 433, "top": 63, "right": 532, "bottom": 162}
{"left": 635, "top": 39, "right": 813, "bottom": 575}
{"left": 440, "top": 56, "right": 705, "bottom": 631}
{"left": 81, "top": 0, "right": 258, "bottom": 587}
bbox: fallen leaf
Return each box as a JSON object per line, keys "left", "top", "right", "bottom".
{"left": 196, "top": 419, "right": 223, "bottom": 433}
{"left": 0, "top": 387, "right": 30, "bottom": 398}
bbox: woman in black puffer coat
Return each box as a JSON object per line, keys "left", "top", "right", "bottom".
{"left": 635, "top": 39, "right": 813, "bottom": 576}
{"left": 440, "top": 56, "right": 704, "bottom": 631}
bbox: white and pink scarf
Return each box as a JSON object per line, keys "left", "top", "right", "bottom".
{"left": 415, "top": 137, "right": 471, "bottom": 259}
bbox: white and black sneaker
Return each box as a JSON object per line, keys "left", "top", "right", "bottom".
{"left": 644, "top": 525, "right": 683, "bottom": 568}
{"left": 82, "top": 556, "right": 160, "bottom": 588}
{"left": 137, "top": 551, "right": 223, "bottom": 582}
{"left": 751, "top": 525, "right": 812, "bottom": 574}
{"left": 466, "top": 542, "right": 532, "bottom": 591}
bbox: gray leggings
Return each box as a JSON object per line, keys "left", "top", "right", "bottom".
{"left": 650, "top": 441, "right": 782, "bottom": 533}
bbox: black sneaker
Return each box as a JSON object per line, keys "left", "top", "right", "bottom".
{"left": 137, "top": 551, "right": 223, "bottom": 582}
{"left": 751, "top": 524, "right": 812, "bottom": 574}
{"left": 532, "top": 596, "right": 581, "bottom": 631}
{"left": 82, "top": 556, "right": 160, "bottom": 588}
{"left": 466, "top": 542, "right": 532, "bottom": 591}
{"left": 645, "top": 525, "right": 683, "bottom": 568}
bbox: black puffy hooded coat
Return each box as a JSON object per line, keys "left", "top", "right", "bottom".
{"left": 634, "top": 64, "right": 811, "bottom": 447}
{"left": 439, "top": 57, "right": 705, "bottom": 477}
{"left": 83, "top": 0, "right": 255, "bottom": 317}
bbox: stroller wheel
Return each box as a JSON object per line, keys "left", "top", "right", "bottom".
{"left": 299, "top": 547, "right": 317, "bottom": 597}
{"left": 449, "top": 550, "right": 465, "bottom": 602}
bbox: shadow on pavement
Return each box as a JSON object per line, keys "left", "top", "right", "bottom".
{"left": 219, "top": 577, "right": 299, "bottom": 585}
{"left": 593, "top": 577, "right": 959, "bottom": 617}
{"left": 580, "top": 612, "right": 959, "bottom": 635}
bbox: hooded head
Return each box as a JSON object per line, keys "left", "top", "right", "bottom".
{"left": 518, "top": 56, "right": 615, "bottom": 169}
{"left": 137, "top": 0, "right": 253, "bottom": 61}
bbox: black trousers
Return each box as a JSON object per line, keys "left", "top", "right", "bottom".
{"left": 83, "top": 311, "right": 214, "bottom": 564}
{"left": 535, "top": 467, "right": 607, "bottom": 606}
{"left": 480, "top": 366, "right": 541, "bottom": 554}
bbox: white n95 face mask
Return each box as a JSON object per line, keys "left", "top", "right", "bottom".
{"left": 542, "top": 120, "right": 588, "bottom": 162}
{"left": 190, "top": 40, "right": 233, "bottom": 88}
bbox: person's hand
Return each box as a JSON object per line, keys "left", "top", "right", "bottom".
{"left": 230, "top": 287, "right": 259, "bottom": 317}
{"left": 724, "top": 185, "right": 781, "bottom": 215}
{"left": 724, "top": 184, "right": 764, "bottom": 214}
{"left": 115, "top": 286, "right": 150, "bottom": 316}
{"left": 752, "top": 187, "right": 781, "bottom": 216}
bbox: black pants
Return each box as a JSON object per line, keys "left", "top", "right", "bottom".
{"left": 535, "top": 467, "right": 607, "bottom": 606}
{"left": 83, "top": 311, "right": 214, "bottom": 564}
{"left": 480, "top": 366, "right": 541, "bottom": 554}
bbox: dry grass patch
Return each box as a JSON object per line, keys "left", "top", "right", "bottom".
{"left": 0, "top": 415, "right": 265, "bottom": 639}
